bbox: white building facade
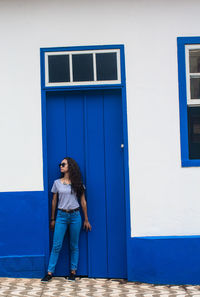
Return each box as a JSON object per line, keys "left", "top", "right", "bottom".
{"left": 1, "top": 0, "right": 200, "bottom": 284}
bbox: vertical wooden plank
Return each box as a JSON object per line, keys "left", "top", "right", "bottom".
{"left": 103, "top": 89, "right": 127, "bottom": 278}
{"left": 85, "top": 90, "right": 108, "bottom": 277}
{"left": 46, "top": 92, "right": 70, "bottom": 276}
{"left": 65, "top": 91, "right": 88, "bottom": 276}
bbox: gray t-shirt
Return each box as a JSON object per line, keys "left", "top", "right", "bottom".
{"left": 51, "top": 179, "right": 81, "bottom": 210}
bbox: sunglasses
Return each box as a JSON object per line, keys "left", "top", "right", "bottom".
{"left": 59, "top": 162, "right": 67, "bottom": 168}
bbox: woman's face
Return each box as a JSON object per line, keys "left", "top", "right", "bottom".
{"left": 60, "top": 159, "right": 68, "bottom": 174}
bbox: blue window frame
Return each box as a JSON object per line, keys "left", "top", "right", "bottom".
{"left": 177, "top": 37, "right": 200, "bottom": 166}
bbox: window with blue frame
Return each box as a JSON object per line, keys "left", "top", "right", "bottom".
{"left": 177, "top": 37, "right": 200, "bottom": 166}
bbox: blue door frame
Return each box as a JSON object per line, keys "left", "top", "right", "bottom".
{"left": 40, "top": 44, "right": 131, "bottom": 278}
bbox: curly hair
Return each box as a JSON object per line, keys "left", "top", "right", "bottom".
{"left": 60, "top": 157, "right": 85, "bottom": 199}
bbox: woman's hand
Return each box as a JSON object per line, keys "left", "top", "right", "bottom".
{"left": 50, "top": 220, "right": 55, "bottom": 230}
{"left": 80, "top": 194, "right": 92, "bottom": 231}
{"left": 83, "top": 220, "right": 92, "bottom": 231}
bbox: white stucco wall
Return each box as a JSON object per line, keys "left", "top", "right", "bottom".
{"left": 0, "top": 0, "right": 200, "bottom": 236}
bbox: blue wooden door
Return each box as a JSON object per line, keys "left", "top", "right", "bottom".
{"left": 46, "top": 89, "right": 127, "bottom": 278}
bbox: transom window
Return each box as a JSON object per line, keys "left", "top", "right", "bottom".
{"left": 45, "top": 49, "right": 121, "bottom": 87}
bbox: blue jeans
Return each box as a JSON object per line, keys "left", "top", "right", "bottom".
{"left": 48, "top": 209, "right": 82, "bottom": 273}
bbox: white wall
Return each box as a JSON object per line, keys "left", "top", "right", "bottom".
{"left": 0, "top": 0, "right": 200, "bottom": 236}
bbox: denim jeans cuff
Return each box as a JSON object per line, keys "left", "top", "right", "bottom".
{"left": 47, "top": 267, "right": 55, "bottom": 274}
{"left": 71, "top": 265, "right": 77, "bottom": 270}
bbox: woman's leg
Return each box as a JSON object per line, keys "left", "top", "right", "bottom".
{"left": 47, "top": 212, "right": 68, "bottom": 274}
{"left": 69, "top": 212, "right": 82, "bottom": 273}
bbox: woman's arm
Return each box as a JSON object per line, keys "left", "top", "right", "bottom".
{"left": 80, "top": 193, "right": 92, "bottom": 231}
{"left": 50, "top": 193, "right": 58, "bottom": 230}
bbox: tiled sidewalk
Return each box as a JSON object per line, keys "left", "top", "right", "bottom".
{"left": 0, "top": 277, "right": 200, "bottom": 297}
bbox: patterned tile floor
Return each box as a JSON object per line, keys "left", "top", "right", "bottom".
{"left": 0, "top": 277, "right": 200, "bottom": 297}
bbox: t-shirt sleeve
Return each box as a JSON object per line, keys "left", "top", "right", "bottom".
{"left": 51, "top": 181, "right": 58, "bottom": 193}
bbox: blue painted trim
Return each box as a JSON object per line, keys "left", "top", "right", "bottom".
{"left": 0, "top": 191, "right": 47, "bottom": 277}
{"left": 177, "top": 36, "right": 200, "bottom": 45}
{"left": 133, "top": 235, "right": 200, "bottom": 239}
{"left": 43, "top": 84, "right": 124, "bottom": 91}
{"left": 120, "top": 45, "right": 131, "bottom": 278}
{"left": 0, "top": 255, "right": 45, "bottom": 278}
{"left": 40, "top": 49, "right": 50, "bottom": 270}
{"left": 40, "top": 48, "right": 45, "bottom": 93}
{"left": 128, "top": 236, "right": 200, "bottom": 285}
{"left": 177, "top": 36, "right": 200, "bottom": 167}
{"left": 40, "top": 44, "right": 131, "bottom": 278}
{"left": 40, "top": 44, "right": 124, "bottom": 52}
{"left": 182, "top": 159, "right": 200, "bottom": 166}
{"left": 40, "top": 44, "right": 125, "bottom": 90}
{"left": 177, "top": 37, "right": 189, "bottom": 165}
{"left": 120, "top": 45, "right": 126, "bottom": 88}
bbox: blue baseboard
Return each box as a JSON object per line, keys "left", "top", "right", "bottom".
{"left": 0, "top": 255, "right": 45, "bottom": 278}
{"left": 127, "top": 236, "right": 200, "bottom": 285}
{"left": 0, "top": 191, "right": 49, "bottom": 278}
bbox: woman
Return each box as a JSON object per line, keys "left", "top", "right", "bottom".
{"left": 41, "top": 157, "right": 92, "bottom": 282}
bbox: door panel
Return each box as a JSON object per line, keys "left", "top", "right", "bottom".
{"left": 46, "top": 89, "right": 126, "bottom": 278}
{"left": 65, "top": 92, "right": 88, "bottom": 275}
{"left": 46, "top": 94, "right": 70, "bottom": 275}
{"left": 103, "top": 90, "right": 127, "bottom": 278}
{"left": 85, "top": 91, "right": 108, "bottom": 276}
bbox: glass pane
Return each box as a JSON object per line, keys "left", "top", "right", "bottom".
{"left": 96, "top": 52, "right": 118, "bottom": 81}
{"left": 190, "top": 77, "right": 200, "bottom": 99}
{"left": 72, "top": 54, "right": 94, "bottom": 82}
{"left": 188, "top": 107, "right": 200, "bottom": 159}
{"left": 189, "top": 49, "right": 200, "bottom": 73}
{"left": 48, "top": 55, "right": 70, "bottom": 83}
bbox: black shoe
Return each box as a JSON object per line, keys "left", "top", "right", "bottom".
{"left": 67, "top": 272, "right": 76, "bottom": 281}
{"left": 41, "top": 273, "right": 53, "bottom": 282}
